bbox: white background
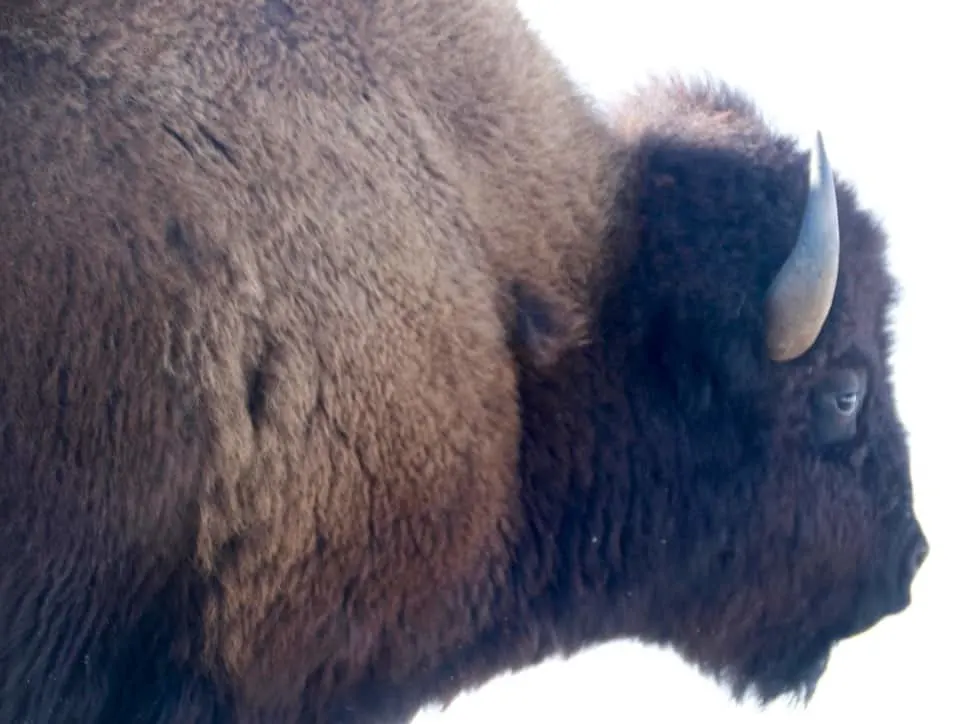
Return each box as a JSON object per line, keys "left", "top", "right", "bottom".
{"left": 415, "top": 1, "right": 958, "bottom": 721}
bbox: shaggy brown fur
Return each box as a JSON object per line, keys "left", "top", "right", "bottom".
{"left": 0, "top": 1, "right": 926, "bottom": 722}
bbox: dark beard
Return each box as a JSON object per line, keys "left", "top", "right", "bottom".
{"left": 725, "top": 642, "right": 833, "bottom": 706}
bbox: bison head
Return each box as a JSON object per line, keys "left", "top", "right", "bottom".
{"left": 508, "top": 80, "right": 928, "bottom": 705}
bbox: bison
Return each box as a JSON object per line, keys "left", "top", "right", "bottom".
{"left": 0, "top": 0, "right": 928, "bottom": 722}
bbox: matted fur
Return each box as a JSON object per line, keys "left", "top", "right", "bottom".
{"left": 0, "top": 1, "right": 926, "bottom": 722}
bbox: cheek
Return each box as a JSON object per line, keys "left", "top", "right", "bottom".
{"left": 761, "top": 459, "right": 875, "bottom": 583}
{"left": 682, "top": 454, "right": 880, "bottom": 667}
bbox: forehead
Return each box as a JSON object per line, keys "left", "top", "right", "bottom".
{"left": 816, "top": 181, "right": 897, "bottom": 369}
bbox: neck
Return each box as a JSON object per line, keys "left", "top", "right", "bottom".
{"left": 424, "top": 342, "right": 674, "bottom": 715}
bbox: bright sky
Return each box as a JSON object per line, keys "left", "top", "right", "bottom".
{"left": 416, "top": 1, "right": 957, "bottom": 721}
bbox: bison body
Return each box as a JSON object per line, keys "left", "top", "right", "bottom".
{"left": 0, "top": 0, "right": 927, "bottom": 722}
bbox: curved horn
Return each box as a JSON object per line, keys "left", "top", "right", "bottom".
{"left": 764, "top": 131, "right": 840, "bottom": 362}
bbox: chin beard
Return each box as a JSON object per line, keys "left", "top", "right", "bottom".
{"left": 717, "top": 643, "right": 833, "bottom": 707}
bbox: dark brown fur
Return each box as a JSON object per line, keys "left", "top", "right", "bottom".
{"left": 0, "top": 1, "right": 926, "bottom": 722}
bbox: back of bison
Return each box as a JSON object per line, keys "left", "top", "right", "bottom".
{"left": 0, "top": 1, "right": 927, "bottom": 722}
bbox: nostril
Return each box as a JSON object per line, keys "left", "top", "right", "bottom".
{"left": 910, "top": 533, "right": 930, "bottom": 576}
{"left": 902, "top": 529, "right": 929, "bottom": 584}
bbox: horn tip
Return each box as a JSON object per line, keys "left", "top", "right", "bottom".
{"left": 809, "top": 130, "right": 834, "bottom": 189}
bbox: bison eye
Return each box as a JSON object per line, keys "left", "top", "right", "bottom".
{"left": 835, "top": 391, "right": 859, "bottom": 416}
{"left": 812, "top": 368, "right": 867, "bottom": 445}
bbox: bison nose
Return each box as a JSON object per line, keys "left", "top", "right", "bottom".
{"left": 887, "top": 524, "right": 929, "bottom": 616}
{"left": 905, "top": 528, "right": 929, "bottom": 582}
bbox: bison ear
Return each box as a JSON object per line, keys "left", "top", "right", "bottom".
{"left": 510, "top": 281, "right": 587, "bottom": 370}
